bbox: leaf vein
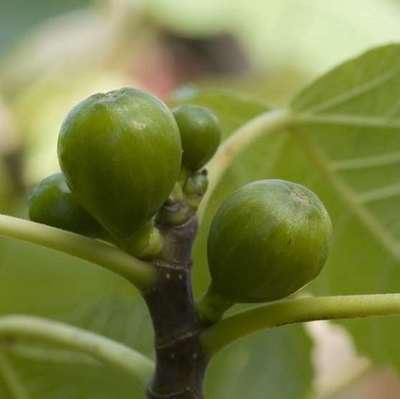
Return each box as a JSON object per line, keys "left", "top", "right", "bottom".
{"left": 295, "top": 130, "right": 400, "bottom": 259}
{"left": 331, "top": 151, "right": 400, "bottom": 171}
{"left": 357, "top": 184, "right": 400, "bottom": 204}
{"left": 301, "top": 63, "right": 400, "bottom": 114}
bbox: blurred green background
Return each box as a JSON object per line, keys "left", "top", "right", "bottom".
{"left": 2, "top": 1, "right": 400, "bottom": 398}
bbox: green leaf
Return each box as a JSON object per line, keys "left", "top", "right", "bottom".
{"left": 6, "top": 360, "right": 140, "bottom": 399}
{"left": 205, "top": 326, "right": 313, "bottom": 399}
{"left": 174, "top": 89, "right": 314, "bottom": 399}
{"left": 289, "top": 44, "right": 400, "bottom": 372}
{"left": 185, "top": 45, "right": 400, "bottom": 377}
{"left": 177, "top": 44, "right": 400, "bottom": 392}
{"left": 0, "top": 236, "right": 153, "bottom": 398}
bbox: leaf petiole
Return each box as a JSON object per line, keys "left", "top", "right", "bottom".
{"left": 0, "top": 214, "right": 156, "bottom": 292}
{"left": 201, "top": 294, "right": 400, "bottom": 355}
{"left": 0, "top": 316, "right": 154, "bottom": 385}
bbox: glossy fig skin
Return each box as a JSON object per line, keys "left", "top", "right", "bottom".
{"left": 207, "top": 179, "right": 332, "bottom": 303}
{"left": 173, "top": 105, "right": 221, "bottom": 171}
{"left": 58, "top": 87, "right": 182, "bottom": 239}
{"left": 29, "top": 173, "right": 102, "bottom": 236}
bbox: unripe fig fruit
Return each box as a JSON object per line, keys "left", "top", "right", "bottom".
{"left": 29, "top": 173, "right": 102, "bottom": 236}
{"left": 173, "top": 105, "right": 221, "bottom": 171}
{"left": 58, "top": 87, "right": 182, "bottom": 239}
{"left": 207, "top": 179, "right": 332, "bottom": 303}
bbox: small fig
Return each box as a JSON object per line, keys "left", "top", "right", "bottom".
{"left": 29, "top": 173, "right": 102, "bottom": 236}
{"left": 183, "top": 171, "right": 209, "bottom": 209}
{"left": 58, "top": 87, "right": 182, "bottom": 239}
{"left": 173, "top": 105, "right": 221, "bottom": 171}
{"left": 207, "top": 179, "right": 332, "bottom": 303}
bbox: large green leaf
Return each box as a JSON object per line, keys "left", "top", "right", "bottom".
{"left": 289, "top": 44, "right": 400, "bottom": 371}
{"left": 177, "top": 43, "right": 400, "bottom": 393}
{"left": 174, "top": 89, "right": 314, "bottom": 399}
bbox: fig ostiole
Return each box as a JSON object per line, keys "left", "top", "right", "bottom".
{"left": 173, "top": 104, "right": 221, "bottom": 171}
{"left": 58, "top": 87, "right": 182, "bottom": 240}
{"left": 29, "top": 173, "right": 103, "bottom": 237}
{"left": 202, "top": 179, "right": 332, "bottom": 313}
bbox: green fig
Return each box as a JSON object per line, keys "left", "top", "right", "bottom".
{"left": 58, "top": 87, "right": 182, "bottom": 239}
{"left": 29, "top": 173, "right": 102, "bottom": 236}
{"left": 207, "top": 179, "right": 332, "bottom": 303}
{"left": 173, "top": 105, "right": 221, "bottom": 171}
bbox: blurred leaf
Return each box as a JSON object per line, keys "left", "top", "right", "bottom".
{"left": 0, "top": 0, "right": 90, "bottom": 56}
{"left": 147, "top": 0, "right": 229, "bottom": 36}
{"left": 0, "top": 162, "right": 12, "bottom": 213}
{"left": 5, "top": 360, "right": 141, "bottom": 399}
{"left": 289, "top": 44, "right": 400, "bottom": 372}
{"left": 205, "top": 326, "right": 313, "bottom": 399}
{"left": 0, "top": 237, "right": 153, "bottom": 398}
{"left": 174, "top": 89, "right": 314, "bottom": 398}
{"left": 196, "top": 67, "right": 310, "bottom": 107}
{"left": 150, "top": 0, "right": 400, "bottom": 75}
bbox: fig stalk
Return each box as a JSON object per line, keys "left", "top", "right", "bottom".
{"left": 196, "top": 286, "right": 233, "bottom": 325}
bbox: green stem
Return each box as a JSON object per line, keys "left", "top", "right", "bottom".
{"left": 0, "top": 315, "right": 154, "bottom": 385}
{"left": 0, "top": 353, "right": 29, "bottom": 399}
{"left": 198, "top": 108, "right": 293, "bottom": 220}
{"left": 201, "top": 294, "right": 400, "bottom": 355}
{"left": 0, "top": 214, "right": 156, "bottom": 291}
{"left": 196, "top": 286, "right": 233, "bottom": 325}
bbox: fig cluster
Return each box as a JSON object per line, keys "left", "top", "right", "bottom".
{"left": 29, "top": 86, "right": 332, "bottom": 306}
{"left": 29, "top": 87, "right": 221, "bottom": 258}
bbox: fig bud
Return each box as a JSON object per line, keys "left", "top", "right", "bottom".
{"left": 207, "top": 179, "right": 332, "bottom": 303}
{"left": 29, "top": 173, "right": 102, "bottom": 236}
{"left": 58, "top": 87, "right": 182, "bottom": 239}
{"left": 173, "top": 105, "right": 221, "bottom": 171}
